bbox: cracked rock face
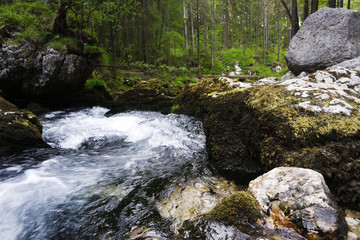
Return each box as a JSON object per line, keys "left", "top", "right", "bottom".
{"left": 248, "top": 167, "right": 348, "bottom": 239}
{"left": 280, "top": 66, "right": 360, "bottom": 116}
{"left": 0, "top": 44, "right": 93, "bottom": 101}
{"left": 285, "top": 7, "right": 360, "bottom": 75}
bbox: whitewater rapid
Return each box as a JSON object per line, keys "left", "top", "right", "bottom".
{"left": 0, "top": 107, "right": 207, "bottom": 239}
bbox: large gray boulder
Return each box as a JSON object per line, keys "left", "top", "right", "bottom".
{"left": 286, "top": 7, "right": 360, "bottom": 75}
{"left": 248, "top": 167, "right": 348, "bottom": 239}
{"left": 0, "top": 43, "right": 94, "bottom": 102}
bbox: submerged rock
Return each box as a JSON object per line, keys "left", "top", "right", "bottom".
{"left": 0, "top": 43, "right": 94, "bottom": 106}
{"left": 345, "top": 209, "right": 360, "bottom": 240}
{"left": 285, "top": 7, "right": 360, "bottom": 75}
{"left": 174, "top": 63, "right": 360, "bottom": 209}
{"left": 248, "top": 167, "right": 348, "bottom": 239}
{"left": 0, "top": 97, "right": 49, "bottom": 156}
{"left": 157, "top": 177, "right": 238, "bottom": 234}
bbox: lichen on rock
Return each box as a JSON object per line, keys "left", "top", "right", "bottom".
{"left": 173, "top": 62, "right": 360, "bottom": 210}
{"left": 0, "top": 97, "right": 49, "bottom": 156}
{"left": 157, "top": 177, "right": 238, "bottom": 234}
{"left": 248, "top": 167, "right": 348, "bottom": 239}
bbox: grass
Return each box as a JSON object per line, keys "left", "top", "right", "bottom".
{"left": 0, "top": 0, "right": 55, "bottom": 44}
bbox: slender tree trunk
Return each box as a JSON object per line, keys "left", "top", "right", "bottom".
{"left": 339, "top": 0, "right": 343, "bottom": 7}
{"left": 183, "top": 0, "right": 189, "bottom": 51}
{"left": 277, "top": 1, "right": 281, "bottom": 61}
{"left": 304, "top": 0, "right": 309, "bottom": 21}
{"left": 311, "top": 0, "right": 319, "bottom": 13}
{"left": 197, "top": 0, "right": 201, "bottom": 74}
{"left": 211, "top": 0, "right": 215, "bottom": 68}
{"left": 243, "top": 0, "right": 247, "bottom": 55}
{"left": 262, "top": 0, "right": 266, "bottom": 65}
{"left": 250, "top": 1, "right": 253, "bottom": 49}
{"left": 190, "top": 2, "right": 195, "bottom": 53}
{"left": 204, "top": 0, "right": 208, "bottom": 54}
{"left": 347, "top": 0, "right": 351, "bottom": 9}
{"left": 223, "top": 0, "right": 229, "bottom": 49}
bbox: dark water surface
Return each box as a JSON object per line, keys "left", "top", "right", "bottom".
{"left": 0, "top": 107, "right": 208, "bottom": 239}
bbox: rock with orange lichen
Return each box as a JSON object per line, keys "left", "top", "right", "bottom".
{"left": 248, "top": 167, "right": 348, "bottom": 239}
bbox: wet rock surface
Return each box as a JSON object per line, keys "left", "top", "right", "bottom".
{"left": 0, "top": 97, "right": 49, "bottom": 156}
{"left": 157, "top": 176, "right": 238, "bottom": 234}
{"left": 0, "top": 43, "right": 94, "bottom": 106}
{"left": 286, "top": 7, "right": 360, "bottom": 75}
{"left": 174, "top": 61, "right": 360, "bottom": 209}
{"left": 248, "top": 167, "right": 348, "bottom": 239}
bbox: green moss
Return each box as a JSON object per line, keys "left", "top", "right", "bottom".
{"left": 205, "top": 191, "right": 261, "bottom": 225}
{"left": 245, "top": 84, "right": 360, "bottom": 138}
{"left": 171, "top": 104, "right": 180, "bottom": 113}
{"left": 48, "top": 37, "right": 79, "bottom": 54}
{"left": 84, "top": 71, "right": 108, "bottom": 91}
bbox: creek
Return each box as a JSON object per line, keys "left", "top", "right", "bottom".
{"left": 0, "top": 107, "right": 208, "bottom": 239}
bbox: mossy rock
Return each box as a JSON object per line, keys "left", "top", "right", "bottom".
{"left": 205, "top": 191, "right": 261, "bottom": 225}
{"left": 174, "top": 71, "right": 360, "bottom": 209}
{"left": 0, "top": 97, "right": 49, "bottom": 156}
{"left": 108, "top": 78, "right": 182, "bottom": 114}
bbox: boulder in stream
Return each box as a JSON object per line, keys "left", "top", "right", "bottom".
{"left": 173, "top": 61, "right": 360, "bottom": 210}
{"left": 248, "top": 167, "right": 348, "bottom": 239}
{"left": 0, "top": 97, "right": 49, "bottom": 156}
{"left": 285, "top": 7, "right": 360, "bottom": 75}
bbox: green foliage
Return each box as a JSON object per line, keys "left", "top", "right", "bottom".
{"left": 84, "top": 71, "right": 108, "bottom": 91}
{"left": 0, "top": 0, "right": 55, "bottom": 43}
{"left": 48, "top": 36, "right": 78, "bottom": 54}
{"left": 206, "top": 191, "right": 261, "bottom": 225}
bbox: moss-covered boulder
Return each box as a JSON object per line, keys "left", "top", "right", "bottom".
{"left": 205, "top": 191, "right": 261, "bottom": 225}
{"left": 174, "top": 67, "right": 360, "bottom": 210}
{"left": 0, "top": 97, "right": 49, "bottom": 156}
{"left": 108, "top": 78, "right": 182, "bottom": 115}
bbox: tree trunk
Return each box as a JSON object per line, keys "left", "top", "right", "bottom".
{"left": 190, "top": 2, "right": 195, "bottom": 53}
{"left": 328, "top": 0, "right": 336, "bottom": 7}
{"left": 304, "top": 0, "right": 309, "bottom": 21}
{"left": 211, "top": 0, "right": 215, "bottom": 68}
{"left": 291, "top": 0, "right": 299, "bottom": 37}
{"left": 53, "top": 0, "right": 71, "bottom": 36}
{"left": 277, "top": 0, "right": 281, "bottom": 61}
{"left": 183, "top": 0, "right": 189, "bottom": 51}
{"left": 339, "top": 0, "right": 343, "bottom": 7}
{"left": 204, "top": 0, "right": 208, "bottom": 54}
{"left": 311, "top": 0, "right": 319, "bottom": 13}
{"left": 262, "top": 0, "right": 266, "bottom": 65}
{"left": 250, "top": 1, "right": 253, "bottom": 49}
{"left": 197, "top": 0, "right": 201, "bottom": 74}
{"left": 279, "top": 0, "right": 299, "bottom": 38}
{"left": 243, "top": 0, "right": 247, "bottom": 55}
{"left": 348, "top": 0, "right": 351, "bottom": 9}
{"left": 223, "top": 0, "right": 229, "bottom": 49}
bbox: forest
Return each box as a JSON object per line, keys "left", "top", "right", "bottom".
{"left": 1, "top": 0, "right": 360, "bottom": 89}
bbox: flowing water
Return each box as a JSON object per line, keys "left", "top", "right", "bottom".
{"left": 0, "top": 107, "right": 208, "bottom": 239}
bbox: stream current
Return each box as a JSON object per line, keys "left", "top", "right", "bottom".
{"left": 0, "top": 107, "right": 208, "bottom": 239}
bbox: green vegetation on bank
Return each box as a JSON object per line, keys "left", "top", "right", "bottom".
{"left": 0, "top": 0, "right": 55, "bottom": 43}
